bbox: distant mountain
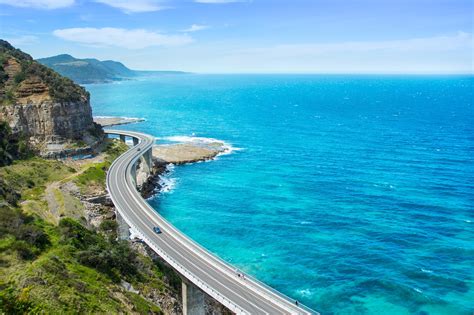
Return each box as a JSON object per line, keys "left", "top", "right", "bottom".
{"left": 37, "top": 54, "right": 135, "bottom": 84}
{"left": 37, "top": 54, "right": 188, "bottom": 84}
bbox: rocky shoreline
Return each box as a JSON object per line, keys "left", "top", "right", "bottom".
{"left": 152, "top": 142, "right": 228, "bottom": 164}
{"left": 141, "top": 139, "right": 230, "bottom": 199}
{"left": 94, "top": 116, "right": 145, "bottom": 127}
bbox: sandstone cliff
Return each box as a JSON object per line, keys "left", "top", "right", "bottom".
{"left": 0, "top": 40, "right": 103, "bottom": 157}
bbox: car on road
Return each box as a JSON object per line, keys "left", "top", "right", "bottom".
{"left": 137, "top": 148, "right": 141, "bottom": 152}
{"left": 153, "top": 226, "right": 162, "bottom": 234}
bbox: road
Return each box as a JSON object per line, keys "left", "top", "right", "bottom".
{"left": 105, "top": 130, "right": 316, "bottom": 315}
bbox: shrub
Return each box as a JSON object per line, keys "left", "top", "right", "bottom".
{"left": 0, "top": 121, "right": 31, "bottom": 166}
{"left": 11, "top": 241, "right": 35, "bottom": 260}
{"left": 99, "top": 220, "right": 118, "bottom": 232}
{"left": 17, "top": 224, "right": 50, "bottom": 250}
{"left": 58, "top": 218, "right": 140, "bottom": 282}
{"left": 0, "top": 205, "right": 50, "bottom": 259}
{"left": 0, "top": 286, "right": 37, "bottom": 314}
{"left": 58, "top": 218, "right": 96, "bottom": 250}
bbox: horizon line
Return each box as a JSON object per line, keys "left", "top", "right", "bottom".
{"left": 144, "top": 71, "right": 474, "bottom": 76}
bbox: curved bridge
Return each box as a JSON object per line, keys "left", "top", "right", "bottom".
{"left": 105, "top": 130, "right": 316, "bottom": 315}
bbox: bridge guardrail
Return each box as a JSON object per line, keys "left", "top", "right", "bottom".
{"left": 106, "top": 133, "right": 249, "bottom": 314}
{"left": 106, "top": 130, "right": 317, "bottom": 315}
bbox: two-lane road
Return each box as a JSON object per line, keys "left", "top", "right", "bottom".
{"left": 106, "top": 130, "right": 316, "bottom": 315}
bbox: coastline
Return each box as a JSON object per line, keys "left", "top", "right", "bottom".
{"left": 92, "top": 115, "right": 236, "bottom": 198}
{"left": 142, "top": 137, "right": 235, "bottom": 198}
{"left": 94, "top": 116, "right": 146, "bottom": 127}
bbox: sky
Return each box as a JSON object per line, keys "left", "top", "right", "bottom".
{"left": 0, "top": 0, "right": 473, "bottom": 73}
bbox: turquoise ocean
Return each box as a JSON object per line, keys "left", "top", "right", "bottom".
{"left": 87, "top": 75, "right": 474, "bottom": 314}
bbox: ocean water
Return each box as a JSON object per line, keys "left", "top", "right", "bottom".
{"left": 87, "top": 75, "right": 474, "bottom": 315}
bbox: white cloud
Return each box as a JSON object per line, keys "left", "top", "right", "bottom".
{"left": 5, "top": 35, "right": 39, "bottom": 46}
{"left": 194, "top": 0, "right": 245, "bottom": 3}
{"left": 223, "top": 32, "right": 473, "bottom": 73}
{"left": 257, "top": 31, "right": 473, "bottom": 55}
{"left": 150, "top": 32, "right": 470, "bottom": 73}
{"left": 95, "top": 0, "right": 166, "bottom": 13}
{"left": 0, "top": 0, "right": 74, "bottom": 9}
{"left": 53, "top": 27, "right": 193, "bottom": 49}
{"left": 181, "top": 24, "right": 210, "bottom": 32}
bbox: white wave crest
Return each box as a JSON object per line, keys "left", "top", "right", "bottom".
{"left": 296, "top": 288, "right": 315, "bottom": 298}
{"left": 158, "top": 164, "right": 177, "bottom": 194}
{"left": 94, "top": 115, "right": 145, "bottom": 121}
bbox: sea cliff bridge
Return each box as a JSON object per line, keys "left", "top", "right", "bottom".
{"left": 105, "top": 130, "right": 316, "bottom": 315}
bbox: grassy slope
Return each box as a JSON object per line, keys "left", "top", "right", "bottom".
{"left": 0, "top": 140, "right": 176, "bottom": 314}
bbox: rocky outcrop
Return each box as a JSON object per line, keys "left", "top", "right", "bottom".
{"left": 152, "top": 141, "right": 228, "bottom": 165}
{"left": 0, "top": 99, "right": 103, "bottom": 156}
{"left": 94, "top": 116, "right": 145, "bottom": 127}
{"left": 0, "top": 39, "right": 103, "bottom": 157}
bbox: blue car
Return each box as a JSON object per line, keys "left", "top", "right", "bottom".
{"left": 153, "top": 226, "right": 162, "bottom": 234}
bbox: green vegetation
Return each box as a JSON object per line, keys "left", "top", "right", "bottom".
{"left": 36, "top": 54, "right": 188, "bottom": 84}
{"left": 0, "top": 156, "right": 74, "bottom": 205}
{"left": 0, "top": 140, "right": 175, "bottom": 313}
{"left": 0, "top": 39, "right": 87, "bottom": 105}
{"left": 37, "top": 54, "right": 136, "bottom": 84}
{"left": 0, "top": 206, "right": 50, "bottom": 260}
{"left": 74, "top": 139, "right": 128, "bottom": 194}
{"left": 0, "top": 121, "right": 31, "bottom": 167}
{"left": 59, "top": 218, "right": 139, "bottom": 281}
{"left": 0, "top": 207, "right": 166, "bottom": 313}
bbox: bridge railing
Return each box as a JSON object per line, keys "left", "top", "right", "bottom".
{"left": 141, "top": 200, "right": 317, "bottom": 314}
{"left": 106, "top": 132, "right": 249, "bottom": 315}
{"left": 119, "top": 213, "right": 250, "bottom": 315}
{"left": 106, "top": 130, "right": 317, "bottom": 315}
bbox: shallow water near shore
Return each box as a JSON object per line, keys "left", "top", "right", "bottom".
{"left": 87, "top": 74, "right": 474, "bottom": 314}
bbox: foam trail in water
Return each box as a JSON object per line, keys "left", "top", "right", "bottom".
{"left": 157, "top": 164, "right": 176, "bottom": 194}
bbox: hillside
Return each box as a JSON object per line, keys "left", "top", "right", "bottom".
{"left": 0, "top": 41, "right": 184, "bottom": 314}
{"left": 0, "top": 44, "right": 86, "bottom": 104}
{"left": 0, "top": 140, "right": 181, "bottom": 314}
{"left": 38, "top": 54, "right": 188, "bottom": 84}
{"left": 0, "top": 40, "right": 103, "bottom": 157}
{"left": 37, "top": 54, "right": 135, "bottom": 84}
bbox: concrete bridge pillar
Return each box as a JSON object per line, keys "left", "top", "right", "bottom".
{"left": 140, "top": 148, "right": 153, "bottom": 175}
{"left": 182, "top": 280, "right": 206, "bottom": 315}
{"left": 116, "top": 211, "right": 130, "bottom": 240}
{"left": 119, "top": 134, "right": 126, "bottom": 143}
{"left": 133, "top": 137, "right": 139, "bottom": 146}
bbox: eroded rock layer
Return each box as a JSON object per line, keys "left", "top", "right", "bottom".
{"left": 0, "top": 39, "right": 103, "bottom": 157}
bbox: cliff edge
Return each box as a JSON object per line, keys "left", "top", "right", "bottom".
{"left": 0, "top": 40, "right": 103, "bottom": 157}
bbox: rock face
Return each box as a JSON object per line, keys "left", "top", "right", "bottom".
{"left": 152, "top": 141, "right": 228, "bottom": 164}
{"left": 0, "top": 40, "right": 103, "bottom": 157}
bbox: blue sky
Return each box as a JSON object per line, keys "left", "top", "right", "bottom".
{"left": 0, "top": 0, "right": 472, "bottom": 73}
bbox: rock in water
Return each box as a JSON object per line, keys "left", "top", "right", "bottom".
{"left": 0, "top": 39, "right": 103, "bottom": 158}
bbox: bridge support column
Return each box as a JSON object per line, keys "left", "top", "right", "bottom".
{"left": 140, "top": 148, "right": 153, "bottom": 175}
{"left": 119, "top": 135, "right": 126, "bottom": 142}
{"left": 116, "top": 211, "right": 130, "bottom": 240}
{"left": 133, "top": 137, "right": 139, "bottom": 146}
{"left": 182, "top": 280, "right": 205, "bottom": 315}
